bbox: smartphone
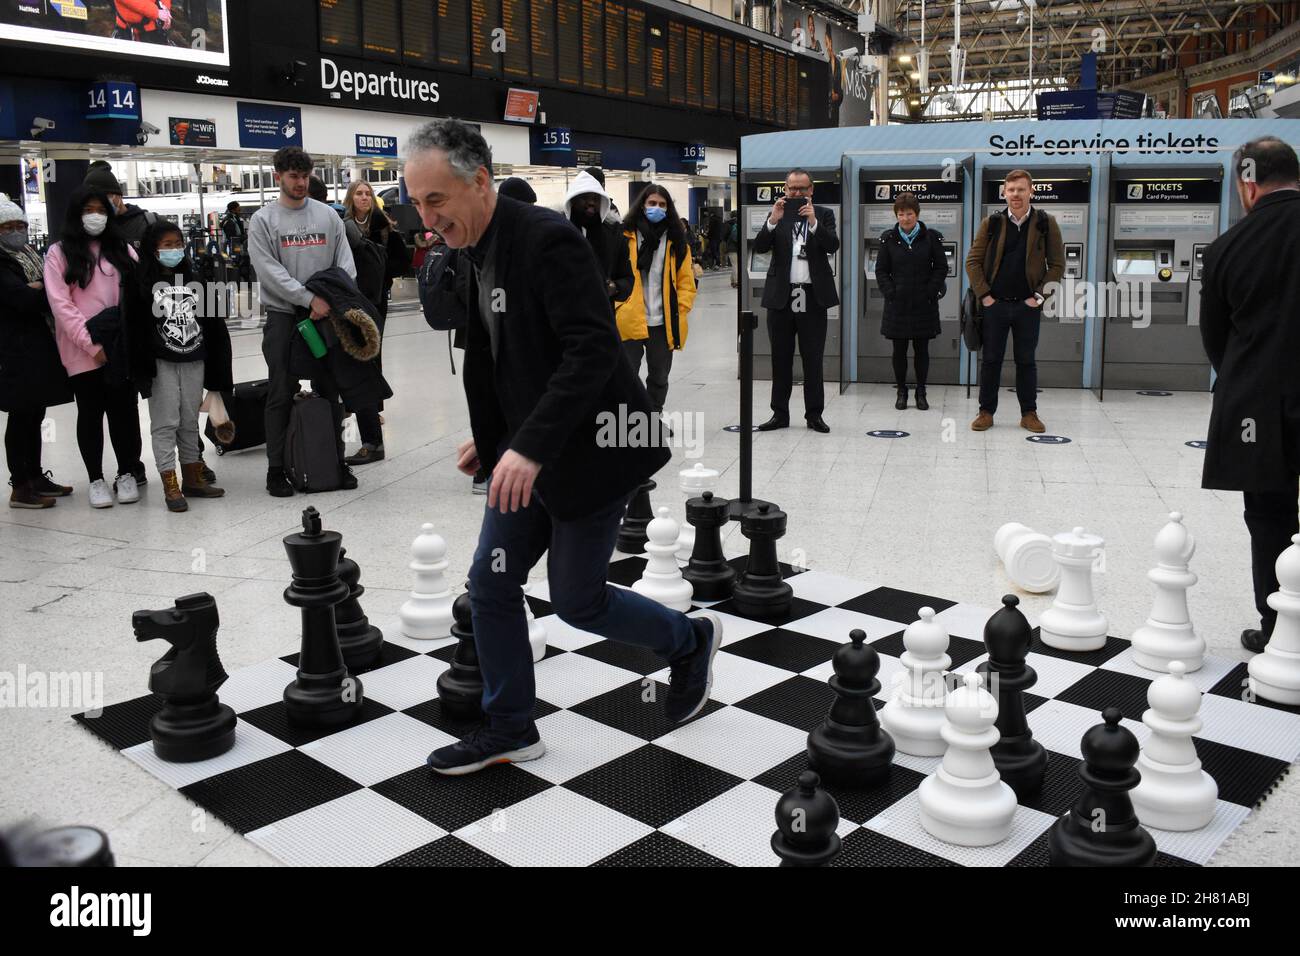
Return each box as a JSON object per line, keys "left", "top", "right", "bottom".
{"left": 784, "top": 196, "right": 808, "bottom": 215}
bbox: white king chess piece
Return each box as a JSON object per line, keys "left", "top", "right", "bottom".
{"left": 676, "top": 462, "right": 719, "bottom": 562}
{"left": 993, "top": 522, "right": 1060, "bottom": 594}
{"left": 1038, "top": 527, "right": 1109, "bottom": 652}
{"left": 880, "top": 607, "right": 951, "bottom": 756}
{"left": 632, "top": 507, "right": 694, "bottom": 612}
{"left": 1130, "top": 512, "right": 1205, "bottom": 673}
{"left": 1130, "top": 661, "right": 1218, "bottom": 831}
{"left": 1247, "top": 534, "right": 1300, "bottom": 706}
{"left": 398, "top": 523, "right": 455, "bottom": 640}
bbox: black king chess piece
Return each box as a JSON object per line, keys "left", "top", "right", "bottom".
{"left": 730, "top": 502, "right": 793, "bottom": 620}
{"left": 807, "top": 629, "right": 895, "bottom": 786}
{"left": 436, "top": 591, "right": 485, "bottom": 720}
{"left": 335, "top": 547, "right": 384, "bottom": 672}
{"left": 682, "top": 491, "right": 736, "bottom": 601}
{"left": 976, "top": 594, "right": 1047, "bottom": 799}
{"left": 282, "top": 507, "right": 365, "bottom": 728}
{"left": 616, "top": 479, "right": 656, "bottom": 554}
{"left": 1048, "top": 707, "right": 1157, "bottom": 867}
{"left": 133, "top": 592, "right": 237, "bottom": 762}
{"left": 772, "top": 771, "right": 842, "bottom": 867}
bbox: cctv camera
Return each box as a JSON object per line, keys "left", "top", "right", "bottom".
{"left": 139, "top": 120, "right": 161, "bottom": 136}
{"left": 30, "top": 117, "right": 55, "bottom": 138}
{"left": 839, "top": 47, "right": 860, "bottom": 59}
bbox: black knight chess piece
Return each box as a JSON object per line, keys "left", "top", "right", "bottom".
{"left": 1048, "top": 708, "right": 1158, "bottom": 867}
{"left": 335, "top": 547, "right": 384, "bottom": 672}
{"left": 132, "top": 592, "right": 237, "bottom": 762}
{"left": 282, "top": 507, "right": 365, "bottom": 728}
{"left": 616, "top": 479, "right": 656, "bottom": 554}
{"left": 730, "top": 502, "right": 793, "bottom": 620}
{"left": 977, "top": 594, "right": 1047, "bottom": 799}
{"left": 436, "top": 591, "right": 484, "bottom": 720}
{"left": 807, "top": 629, "right": 895, "bottom": 786}
{"left": 682, "top": 491, "right": 736, "bottom": 601}
{"left": 772, "top": 771, "right": 842, "bottom": 867}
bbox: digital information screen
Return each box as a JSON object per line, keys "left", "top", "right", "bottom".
{"left": 472, "top": 0, "right": 503, "bottom": 78}
{"left": 685, "top": 25, "right": 702, "bottom": 109}
{"left": 774, "top": 52, "right": 786, "bottom": 126}
{"left": 626, "top": 5, "right": 646, "bottom": 98}
{"left": 320, "top": 0, "right": 361, "bottom": 56}
{"left": 668, "top": 20, "right": 686, "bottom": 106}
{"left": 733, "top": 40, "right": 748, "bottom": 119}
{"left": 786, "top": 56, "right": 798, "bottom": 129}
{"left": 2, "top": 0, "right": 231, "bottom": 65}
{"left": 702, "top": 32, "right": 717, "bottom": 112}
{"left": 718, "top": 36, "right": 734, "bottom": 115}
{"left": 556, "top": 0, "right": 582, "bottom": 87}
{"left": 762, "top": 47, "right": 775, "bottom": 124}
{"left": 530, "top": 0, "right": 556, "bottom": 82}
{"left": 503, "top": 0, "right": 530, "bottom": 79}
{"left": 362, "top": 0, "right": 400, "bottom": 59}
{"left": 401, "top": 0, "right": 436, "bottom": 66}
{"left": 747, "top": 41, "right": 762, "bottom": 120}
{"left": 646, "top": 12, "right": 668, "bottom": 104}
{"left": 604, "top": 2, "right": 627, "bottom": 96}
{"left": 438, "top": 0, "right": 472, "bottom": 71}
{"left": 581, "top": 0, "right": 605, "bottom": 92}
{"left": 797, "top": 62, "right": 812, "bottom": 129}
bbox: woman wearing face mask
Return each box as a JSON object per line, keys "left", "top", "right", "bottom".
{"left": 128, "top": 221, "right": 233, "bottom": 512}
{"left": 43, "top": 186, "right": 144, "bottom": 509}
{"left": 0, "top": 197, "right": 74, "bottom": 508}
{"left": 615, "top": 185, "right": 697, "bottom": 417}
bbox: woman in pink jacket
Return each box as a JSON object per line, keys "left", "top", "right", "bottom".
{"left": 43, "top": 186, "right": 144, "bottom": 509}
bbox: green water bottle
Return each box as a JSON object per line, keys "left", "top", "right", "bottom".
{"left": 296, "top": 317, "right": 327, "bottom": 358}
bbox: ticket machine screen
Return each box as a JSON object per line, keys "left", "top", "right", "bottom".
{"left": 1115, "top": 250, "right": 1157, "bottom": 277}
{"left": 750, "top": 248, "right": 772, "bottom": 275}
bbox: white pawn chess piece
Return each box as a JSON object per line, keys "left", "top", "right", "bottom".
{"left": 632, "top": 507, "right": 694, "bottom": 612}
{"left": 880, "top": 607, "right": 951, "bottom": 756}
{"left": 523, "top": 583, "right": 547, "bottom": 664}
{"left": 1038, "top": 527, "right": 1109, "bottom": 652}
{"left": 1248, "top": 534, "right": 1300, "bottom": 705}
{"left": 1131, "top": 661, "right": 1218, "bottom": 831}
{"left": 917, "top": 672, "right": 1017, "bottom": 847}
{"left": 676, "top": 462, "right": 719, "bottom": 562}
{"left": 398, "top": 523, "right": 455, "bottom": 640}
{"left": 993, "top": 522, "right": 1060, "bottom": 594}
{"left": 1131, "top": 513, "right": 1205, "bottom": 673}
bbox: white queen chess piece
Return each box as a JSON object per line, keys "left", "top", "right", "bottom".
{"left": 398, "top": 523, "right": 455, "bottom": 640}
{"left": 632, "top": 507, "right": 694, "bottom": 612}
{"left": 1247, "top": 534, "right": 1300, "bottom": 706}
{"left": 676, "top": 462, "right": 719, "bottom": 562}
{"left": 1038, "top": 527, "right": 1109, "bottom": 652}
{"left": 993, "top": 522, "right": 1060, "bottom": 594}
{"left": 880, "top": 607, "right": 951, "bottom": 756}
{"left": 1130, "top": 513, "right": 1205, "bottom": 673}
{"left": 1130, "top": 661, "right": 1218, "bottom": 831}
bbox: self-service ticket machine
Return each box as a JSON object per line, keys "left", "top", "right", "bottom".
{"left": 979, "top": 169, "right": 1091, "bottom": 387}
{"left": 1101, "top": 168, "right": 1221, "bottom": 390}
{"left": 859, "top": 173, "right": 965, "bottom": 383}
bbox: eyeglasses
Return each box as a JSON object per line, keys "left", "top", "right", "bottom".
{"left": 784, "top": 184, "right": 812, "bottom": 195}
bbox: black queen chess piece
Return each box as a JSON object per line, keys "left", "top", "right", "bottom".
{"left": 334, "top": 547, "right": 384, "bottom": 672}
{"left": 616, "top": 479, "right": 656, "bottom": 554}
{"left": 133, "top": 592, "right": 237, "bottom": 762}
{"left": 730, "top": 502, "right": 793, "bottom": 620}
{"left": 976, "top": 594, "right": 1048, "bottom": 799}
{"left": 807, "top": 629, "right": 895, "bottom": 786}
{"left": 436, "top": 590, "right": 485, "bottom": 720}
{"left": 682, "top": 491, "right": 736, "bottom": 601}
{"left": 771, "top": 771, "right": 842, "bottom": 867}
{"left": 282, "top": 507, "right": 365, "bottom": 728}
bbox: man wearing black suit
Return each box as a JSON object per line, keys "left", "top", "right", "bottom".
{"left": 403, "top": 120, "right": 724, "bottom": 775}
{"left": 753, "top": 167, "right": 840, "bottom": 433}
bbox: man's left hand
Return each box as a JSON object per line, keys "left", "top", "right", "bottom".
{"left": 488, "top": 449, "right": 542, "bottom": 513}
{"left": 1025, "top": 296, "right": 1041, "bottom": 308}
{"left": 798, "top": 203, "right": 817, "bottom": 229}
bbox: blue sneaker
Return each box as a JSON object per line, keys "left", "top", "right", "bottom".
{"left": 665, "top": 612, "right": 724, "bottom": 724}
{"left": 427, "top": 724, "right": 546, "bottom": 776}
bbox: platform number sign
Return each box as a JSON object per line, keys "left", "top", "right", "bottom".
{"left": 86, "top": 81, "right": 140, "bottom": 121}
{"left": 682, "top": 143, "right": 707, "bottom": 163}
{"left": 540, "top": 128, "right": 573, "bottom": 152}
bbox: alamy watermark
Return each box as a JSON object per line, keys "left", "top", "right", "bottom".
{"left": 595, "top": 405, "right": 705, "bottom": 457}
{"left": 1042, "top": 276, "right": 1152, "bottom": 328}
{"left": 0, "top": 666, "right": 104, "bottom": 716}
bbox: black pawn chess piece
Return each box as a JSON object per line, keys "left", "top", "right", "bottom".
{"left": 132, "top": 592, "right": 236, "bottom": 762}
{"left": 282, "top": 507, "right": 365, "bottom": 728}
{"left": 977, "top": 594, "right": 1047, "bottom": 799}
{"left": 436, "top": 591, "right": 484, "bottom": 720}
{"left": 771, "top": 771, "right": 842, "bottom": 867}
{"left": 682, "top": 491, "right": 736, "bottom": 601}
{"left": 730, "top": 502, "right": 793, "bottom": 620}
{"left": 1048, "top": 708, "right": 1157, "bottom": 867}
{"left": 807, "top": 629, "right": 895, "bottom": 786}
{"left": 335, "top": 547, "right": 383, "bottom": 672}
{"left": 616, "top": 479, "right": 656, "bottom": 554}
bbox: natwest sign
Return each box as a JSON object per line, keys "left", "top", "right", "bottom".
{"left": 320, "top": 57, "right": 440, "bottom": 104}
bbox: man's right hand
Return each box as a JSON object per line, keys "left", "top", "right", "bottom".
{"left": 309, "top": 295, "right": 331, "bottom": 319}
{"left": 456, "top": 438, "right": 480, "bottom": 476}
{"left": 982, "top": 295, "right": 996, "bottom": 308}
{"left": 768, "top": 197, "right": 786, "bottom": 226}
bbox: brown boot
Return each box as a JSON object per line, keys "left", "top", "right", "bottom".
{"left": 180, "top": 461, "right": 224, "bottom": 498}
{"left": 160, "top": 470, "right": 188, "bottom": 513}
{"left": 1020, "top": 411, "right": 1046, "bottom": 433}
{"left": 9, "top": 479, "right": 55, "bottom": 509}
{"left": 970, "top": 411, "right": 994, "bottom": 431}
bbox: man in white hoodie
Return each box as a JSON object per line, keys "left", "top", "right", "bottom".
{"left": 564, "top": 168, "right": 633, "bottom": 312}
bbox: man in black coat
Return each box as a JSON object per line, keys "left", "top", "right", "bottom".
{"left": 753, "top": 167, "right": 840, "bottom": 433}
{"left": 1200, "top": 136, "right": 1300, "bottom": 653}
{"left": 403, "top": 120, "right": 723, "bottom": 775}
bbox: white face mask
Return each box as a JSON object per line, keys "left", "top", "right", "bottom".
{"left": 82, "top": 213, "right": 108, "bottom": 237}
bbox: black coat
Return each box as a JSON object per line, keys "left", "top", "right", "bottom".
{"left": 126, "top": 260, "right": 235, "bottom": 397}
{"left": 874, "top": 223, "right": 948, "bottom": 339}
{"left": 752, "top": 205, "right": 840, "bottom": 310}
{"left": 301, "top": 267, "right": 393, "bottom": 410}
{"left": 0, "top": 252, "right": 73, "bottom": 412}
{"left": 463, "top": 195, "right": 670, "bottom": 520}
{"left": 1200, "top": 189, "right": 1300, "bottom": 492}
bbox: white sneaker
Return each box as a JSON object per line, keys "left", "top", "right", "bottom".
{"left": 113, "top": 472, "right": 140, "bottom": 504}
{"left": 88, "top": 478, "right": 113, "bottom": 509}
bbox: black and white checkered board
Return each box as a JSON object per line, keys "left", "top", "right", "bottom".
{"left": 74, "top": 554, "right": 1300, "bottom": 867}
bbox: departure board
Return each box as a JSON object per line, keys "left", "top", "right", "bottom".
{"left": 645, "top": 13, "right": 667, "bottom": 104}
{"left": 626, "top": 5, "right": 646, "bottom": 98}
{"left": 797, "top": 63, "right": 812, "bottom": 128}
{"left": 581, "top": 0, "right": 604, "bottom": 92}
{"left": 702, "top": 32, "right": 717, "bottom": 111}
{"left": 604, "top": 2, "right": 626, "bottom": 96}
{"left": 502, "top": 0, "right": 530, "bottom": 78}
{"left": 774, "top": 52, "right": 787, "bottom": 127}
{"left": 401, "top": 0, "right": 435, "bottom": 66}
{"left": 685, "top": 25, "right": 702, "bottom": 109}
{"left": 747, "top": 41, "right": 762, "bottom": 119}
{"left": 785, "top": 55, "right": 797, "bottom": 128}
{"left": 718, "top": 36, "right": 733, "bottom": 115}
{"left": 556, "top": 0, "right": 581, "bottom": 87}
{"left": 472, "top": 0, "right": 502, "bottom": 78}
{"left": 667, "top": 20, "right": 685, "bottom": 105}
{"left": 319, "top": 0, "right": 361, "bottom": 55}
{"left": 362, "top": 0, "right": 399, "bottom": 58}
{"left": 438, "top": 0, "right": 471, "bottom": 71}
{"left": 529, "top": 0, "right": 556, "bottom": 82}
{"left": 762, "top": 47, "right": 775, "bottom": 124}
{"left": 732, "top": 39, "right": 747, "bottom": 118}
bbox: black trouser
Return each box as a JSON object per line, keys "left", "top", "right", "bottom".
{"left": 623, "top": 324, "right": 674, "bottom": 413}
{"left": 767, "top": 290, "right": 827, "bottom": 420}
{"left": 978, "top": 300, "right": 1041, "bottom": 415}
{"left": 1243, "top": 487, "right": 1300, "bottom": 636}
{"left": 69, "top": 369, "right": 143, "bottom": 482}
{"left": 891, "top": 337, "right": 931, "bottom": 390}
{"left": 262, "top": 310, "right": 346, "bottom": 468}
{"left": 5, "top": 406, "right": 46, "bottom": 485}
{"left": 353, "top": 293, "right": 390, "bottom": 445}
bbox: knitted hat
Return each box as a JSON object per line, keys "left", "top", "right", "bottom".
{"left": 498, "top": 177, "right": 537, "bottom": 204}
{"left": 0, "top": 195, "right": 26, "bottom": 226}
{"left": 84, "top": 160, "right": 123, "bottom": 195}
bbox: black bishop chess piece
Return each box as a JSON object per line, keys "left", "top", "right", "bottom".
{"left": 282, "top": 507, "right": 365, "bottom": 729}
{"left": 771, "top": 771, "right": 842, "bottom": 867}
{"left": 807, "top": 629, "right": 895, "bottom": 786}
{"left": 132, "top": 592, "right": 237, "bottom": 762}
{"left": 616, "top": 479, "right": 656, "bottom": 554}
{"left": 976, "top": 594, "right": 1047, "bottom": 799}
{"left": 334, "top": 547, "right": 384, "bottom": 672}
{"left": 682, "top": 491, "right": 736, "bottom": 601}
{"left": 730, "top": 502, "right": 793, "bottom": 620}
{"left": 1048, "top": 708, "right": 1158, "bottom": 867}
{"left": 436, "top": 591, "right": 485, "bottom": 720}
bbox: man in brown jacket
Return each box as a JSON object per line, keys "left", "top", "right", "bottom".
{"left": 965, "top": 169, "right": 1066, "bottom": 433}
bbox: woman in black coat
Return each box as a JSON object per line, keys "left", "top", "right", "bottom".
{"left": 874, "top": 192, "right": 948, "bottom": 410}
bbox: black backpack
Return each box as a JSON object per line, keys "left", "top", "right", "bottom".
{"left": 283, "top": 391, "right": 343, "bottom": 492}
{"left": 347, "top": 221, "right": 388, "bottom": 309}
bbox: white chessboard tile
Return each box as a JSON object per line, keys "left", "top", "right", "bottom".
{"left": 523, "top": 710, "right": 645, "bottom": 785}
{"left": 687, "top": 608, "right": 777, "bottom": 646}
{"left": 653, "top": 708, "right": 808, "bottom": 778}
{"left": 355, "top": 654, "right": 449, "bottom": 713}
{"left": 1145, "top": 801, "right": 1252, "bottom": 866}
{"left": 297, "top": 712, "right": 454, "bottom": 787}
{"left": 863, "top": 790, "right": 1058, "bottom": 867}
{"left": 1196, "top": 693, "right": 1300, "bottom": 763}
{"left": 650, "top": 653, "right": 798, "bottom": 705}
{"left": 531, "top": 652, "right": 642, "bottom": 709}
{"left": 217, "top": 658, "right": 301, "bottom": 714}
{"left": 247, "top": 789, "right": 445, "bottom": 867}
{"left": 533, "top": 614, "right": 604, "bottom": 652}
{"left": 950, "top": 652, "right": 1097, "bottom": 701}
{"left": 122, "top": 721, "right": 292, "bottom": 790}
{"left": 932, "top": 603, "right": 997, "bottom": 641}
{"left": 1027, "top": 699, "right": 1147, "bottom": 760}
{"left": 1099, "top": 647, "right": 1238, "bottom": 692}
{"left": 890, "top": 750, "right": 944, "bottom": 777}
{"left": 455, "top": 788, "right": 652, "bottom": 867}
{"left": 785, "top": 606, "right": 911, "bottom": 643}
{"left": 528, "top": 579, "right": 552, "bottom": 602}
{"left": 790, "top": 570, "right": 881, "bottom": 608}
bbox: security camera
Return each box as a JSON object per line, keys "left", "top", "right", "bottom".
{"left": 139, "top": 120, "right": 161, "bottom": 136}
{"left": 280, "top": 59, "right": 307, "bottom": 86}
{"left": 839, "top": 47, "right": 860, "bottom": 60}
{"left": 30, "top": 117, "right": 55, "bottom": 139}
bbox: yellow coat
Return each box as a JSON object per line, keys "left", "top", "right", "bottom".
{"left": 615, "top": 229, "right": 697, "bottom": 349}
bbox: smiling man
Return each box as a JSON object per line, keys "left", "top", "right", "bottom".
{"left": 402, "top": 119, "right": 723, "bottom": 775}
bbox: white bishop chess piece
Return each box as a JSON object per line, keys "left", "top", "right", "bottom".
{"left": 880, "top": 607, "right": 951, "bottom": 756}
{"left": 1131, "top": 512, "right": 1205, "bottom": 673}
{"left": 523, "top": 582, "right": 547, "bottom": 663}
{"left": 1248, "top": 534, "right": 1300, "bottom": 706}
{"left": 1130, "top": 661, "right": 1218, "bottom": 831}
{"left": 1038, "top": 527, "right": 1109, "bottom": 652}
{"left": 398, "top": 523, "right": 455, "bottom": 640}
{"left": 676, "top": 462, "right": 719, "bottom": 562}
{"left": 632, "top": 507, "right": 694, "bottom": 612}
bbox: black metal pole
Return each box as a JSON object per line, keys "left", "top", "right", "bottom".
{"left": 739, "top": 308, "right": 755, "bottom": 505}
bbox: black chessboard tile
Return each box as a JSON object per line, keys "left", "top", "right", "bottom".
{"left": 238, "top": 697, "right": 395, "bottom": 748}
{"left": 72, "top": 694, "right": 164, "bottom": 751}
{"left": 429, "top": 642, "right": 565, "bottom": 665}
{"left": 704, "top": 595, "right": 827, "bottom": 627}
{"left": 281, "top": 640, "right": 420, "bottom": 673}
{"left": 569, "top": 679, "right": 725, "bottom": 740}
{"left": 732, "top": 676, "right": 836, "bottom": 732}
{"left": 870, "top": 631, "right": 988, "bottom": 670}
{"left": 829, "top": 827, "right": 959, "bottom": 867}
{"left": 403, "top": 697, "right": 560, "bottom": 739}
{"left": 1028, "top": 629, "right": 1129, "bottom": 667}
{"left": 722, "top": 627, "right": 841, "bottom": 672}
{"left": 592, "top": 831, "right": 731, "bottom": 867}
{"left": 1193, "top": 737, "right": 1290, "bottom": 808}
{"left": 575, "top": 639, "right": 672, "bottom": 676}
{"left": 726, "top": 555, "right": 809, "bottom": 580}
{"left": 380, "top": 834, "right": 509, "bottom": 867}
{"left": 1018, "top": 750, "right": 1085, "bottom": 818}
{"left": 1054, "top": 669, "right": 1154, "bottom": 722}
{"left": 563, "top": 744, "right": 743, "bottom": 828}
{"left": 1207, "top": 662, "right": 1300, "bottom": 714}
{"left": 837, "top": 587, "right": 957, "bottom": 622}
{"left": 606, "top": 556, "right": 648, "bottom": 587}
{"left": 178, "top": 750, "right": 362, "bottom": 834}
{"left": 1023, "top": 693, "right": 1050, "bottom": 715}
{"left": 1007, "top": 832, "right": 1198, "bottom": 867}
{"left": 750, "top": 752, "right": 927, "bottom": 826}
{"left": 373, "top": 763, "right": 554, "bottom": 832}
{"left": 525, "top": 594, "right": 554, "bottom": 619}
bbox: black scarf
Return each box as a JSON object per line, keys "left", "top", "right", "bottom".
{"left": 635, "top": 216, "right": 669, "bottom": 272}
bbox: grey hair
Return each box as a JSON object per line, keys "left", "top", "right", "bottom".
{"left": 406, "top": 119, "right": 493, "bottom": 183}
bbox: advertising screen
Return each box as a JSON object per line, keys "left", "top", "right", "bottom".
{"left": 1, "top": 0, "right": 231, "bottom": 67}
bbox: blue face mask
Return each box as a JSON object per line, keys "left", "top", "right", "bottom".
{"left": 644, "top": 205, "right": 667, "bottom": 224}
{"left": 157, "top": 249, "right": 185, "bottom": 268}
